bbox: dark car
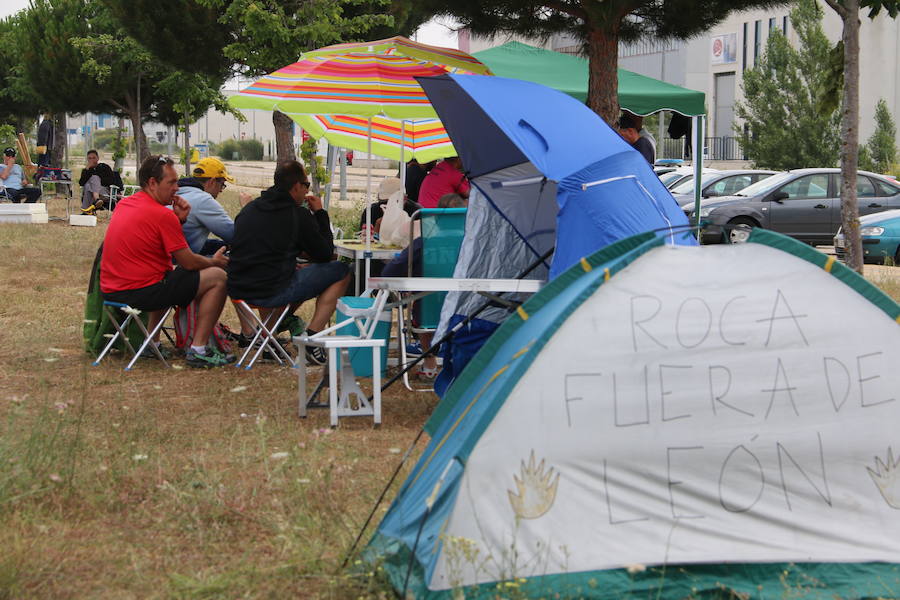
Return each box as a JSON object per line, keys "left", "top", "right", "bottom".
{"left": 684, "top": 168, "right": 900, "bottom": 244}
{"left": 673, "top": 170, "right": 777, "bottom": 208}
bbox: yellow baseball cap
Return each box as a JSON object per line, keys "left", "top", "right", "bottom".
{"left": 192, "top": 157, "right": 235, "bottom": 183}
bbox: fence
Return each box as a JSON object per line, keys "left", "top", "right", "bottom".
{"left": 655, "top": 136, "right": 746, "bottom": 161}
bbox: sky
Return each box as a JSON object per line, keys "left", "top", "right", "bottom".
{"left": 0, "top": 1, "right": 459, "bottom": 48}
{"left": 0, "top": 0, "right": 29, "bottom": 20}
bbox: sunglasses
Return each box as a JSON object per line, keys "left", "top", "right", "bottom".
{"left": 300, "top": 180, "right": 310, "bottom": 187}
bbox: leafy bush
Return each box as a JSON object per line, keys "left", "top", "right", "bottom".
{"left": 212, "top": 138, "right": 264, "bottom": 161}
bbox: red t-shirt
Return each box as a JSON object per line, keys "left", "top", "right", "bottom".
{"left": 100, "top": 190, "right": 188, "bottom": 293}
{"left": 417, "top": 161, "right": 470, "bottom": 208}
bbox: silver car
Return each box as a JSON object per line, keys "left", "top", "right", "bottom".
{"left": 673, "top": 170, "right": 777, "bottom": 208}
{"left": 684, "top": 168, "right": 900, "bottom": 244}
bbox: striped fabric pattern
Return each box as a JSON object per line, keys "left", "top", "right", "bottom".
{"left": 288, "top": 114, "right": 455, "bottom": 162}
{"left": 303, "top": 36, "right": 493, "bottom": 76}
{"left": 231, "top": 53, "right": 455, "bottom": 119}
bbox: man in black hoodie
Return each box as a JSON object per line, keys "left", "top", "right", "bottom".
{"left": 227, "top": 160, "right": 349, "bottom": 364}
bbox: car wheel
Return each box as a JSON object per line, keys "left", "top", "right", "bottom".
{"left": 726, "top": 217, "right": 758, "bottom": 244}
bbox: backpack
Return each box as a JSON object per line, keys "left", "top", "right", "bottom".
{"left": 83, "top": 245, "right": 149, "bottom": 356}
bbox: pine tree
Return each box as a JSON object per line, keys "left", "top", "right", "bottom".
{"left": 734, "top": 0, "right": 841, "bottom": 170}
{"left": 866, "top": 98, "right": 897, "bottom": 173}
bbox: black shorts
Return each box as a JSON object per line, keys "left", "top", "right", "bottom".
{"left": 103, "top": 268, "right": 200, "bottom": 311}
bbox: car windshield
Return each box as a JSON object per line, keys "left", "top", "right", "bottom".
{"left": 658, "top": 171, "right": 686, "bottom": 186}
{"left": 733, "top": 171, "right": 792, "bottom": 196}
{"left": 670, "top": 176, "right": 697, "bottom": 195}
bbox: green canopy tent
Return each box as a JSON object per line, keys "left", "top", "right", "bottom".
{"left": 473, "top": 41, "right": 705, "bottom": 117}
{"left": 473, "top": 41, "right": 707, "bottom": 226}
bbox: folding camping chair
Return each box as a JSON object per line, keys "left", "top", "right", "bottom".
{"left": 92, "top": 301, "right": 174, "bottom": 370}
{"left": 231, "top": 300, "right": 293, "bottom": 369}
{"left": 295, "top": 291, "right": 389, "bottom": 427}
{"left": 397, "top": 208, "right": 467, "bottom": 391}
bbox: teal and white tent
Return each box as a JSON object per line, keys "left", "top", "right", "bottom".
{"left": 367, "top": 230, "right": 900, "bottom": 598}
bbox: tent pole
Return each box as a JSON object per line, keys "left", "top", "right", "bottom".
{"left": 692, "top": 115, "right": 705, "bottom": 241}
{"left": 364, "top": 117, "right": 373, "bottom": 290}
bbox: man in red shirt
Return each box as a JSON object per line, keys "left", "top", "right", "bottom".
{"left": 417, "top": 156, "right": 470, "bottom": 209}
{"left": 100, "top": 155, "right": 231, "bottom": 368}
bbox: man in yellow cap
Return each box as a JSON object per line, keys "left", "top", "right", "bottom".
{"left": 176, "top": 157, "right": 251, "bottom": 255}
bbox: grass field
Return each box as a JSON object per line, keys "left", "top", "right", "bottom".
{"left": 1, "top": 190, "right": 898, "bottom": 599}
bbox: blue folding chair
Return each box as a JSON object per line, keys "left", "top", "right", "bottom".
{"left": 92, "top": 301, "right": 173, "bottom": 370}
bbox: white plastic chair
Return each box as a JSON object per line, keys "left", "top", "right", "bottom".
{"left": 294, "top": 292, "right": 389, "bottom": 427}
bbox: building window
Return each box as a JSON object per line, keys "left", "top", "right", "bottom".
{"left": 742, "top": 22, "right": 748, "bottom": 71}
{"left": 754, "top": 20, "right": 761, "bottom": 63}
{"left": 783, "top": 16, "right": 789, "bottom": 34}
{"left": 769, "top": 17, "right": 775, "bottom": 31}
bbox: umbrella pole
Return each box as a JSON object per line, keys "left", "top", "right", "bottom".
{"left": 364, "top": 117, "right": 373, "bottom": 291}
{"left": 399, "top": 120, "right": 406, "bottom": 190}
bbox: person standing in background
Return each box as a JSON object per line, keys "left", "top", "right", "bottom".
{"left": 36, "top": 113, "right": 54, "bottom": 167}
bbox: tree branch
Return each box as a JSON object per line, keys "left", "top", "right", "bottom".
{"left": 545, "top": 0, "right": 586, "bottom": 20}
{"left": 821, "top": 0, "right": 848, "bottom": 18}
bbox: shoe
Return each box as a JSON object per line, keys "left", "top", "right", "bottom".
{"left": 93, "top": 197, "right": 105, "bottom": 210}
{"left": 416, "top": 366, "right": 439, "bottom": 380}
{"left": 185, "top": 347, "right": 231, "bottom": 368}
{"left": 305, "top": 345, "right": 327, "bottom": 366}
{"left": 139, "top": 343, "right": 173, "bottom": 360}
{"left": 277, "top": 314, "right": 306, "bottom": 337}
{"left": 80, "top": 205, "right": 96, "bottom": 215}
{"left": 405, "top": 340, "right": 423, "bottom": 356}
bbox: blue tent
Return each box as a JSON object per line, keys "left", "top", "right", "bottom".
{"left": 365, "top": 229, "right": 900, "bottom": 598}
{"left": 415, "top": 74, "right": 694, "bottom": 395}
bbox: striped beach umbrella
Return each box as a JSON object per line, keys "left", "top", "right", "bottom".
{"left": 303, "top": 36, "right": 493, "bottom": 77}
{"left": 230, "top": 53, "right": 456, "bottom": 119}
{"left": 289, "top": 114, "right": 454, "bottom": 162}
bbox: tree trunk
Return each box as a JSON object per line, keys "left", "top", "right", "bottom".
{"left": 586, "top": 24, "right": 621, "bottom": 126}
{"left": 184, "top": 109, "right": 192, "bottom": 177}
{"left": 128, "top": 110, "right": 150, "bottom": 165}
{"left": 50, "top": 113, "right": 66, "bottom": 168}
{"left": 273, "top": 110, "right": 296, "bottom": 162}
{"left": 838, "top": 2, "right": 863, "bottom": 274}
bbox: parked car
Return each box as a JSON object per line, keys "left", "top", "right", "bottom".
{"left": 834, "top": 208, "right": 900, "bottom": 264}
{"left": 684, "top": 168, "right": 900, "bottom": 245}
{"left": 673, "top": 170, "right": 777, "bottom": 207}
{"left": 658, "top": 166, "right": 720, "bottom": 189}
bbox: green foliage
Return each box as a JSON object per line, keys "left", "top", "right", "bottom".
{"left": 866, "top": 98, "right": 897, "bottom": 173}
{"left": 0, "top": 16, "right": 40, "bottom": 124}
{"left": 204, "top": 0, "right": 395, "bottom": 76}
{"left": 213, "top": 138, "right": 264, "bottom": 161}
{"left": 300, "top": 138, "right": 329, "bottom": 194}
{"left": 735, "top": 0, "right": 841, "bottom": 169}
{"left": 0, "top": 124, "right": 18, "bottom": 159}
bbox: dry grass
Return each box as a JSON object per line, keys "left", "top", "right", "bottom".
{"left": 1, "top": 192, "right": 898, "bottom": 598}
{"left": 0, "top": 190, "right": 434, "bottom": 599}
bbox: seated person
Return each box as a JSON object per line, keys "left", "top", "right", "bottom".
{"left": 227, "top": 160, "right": 350, "bottom": 365}
{"left": 100, "top": 155, "right": 231, "bottom": 368}
{"left": 177, "top": 157, "right": 252, "bottom": 255}
{"left": 404, "top": 159, "right": 436, "bottom": 204}
{"left": 381, "top": 193, "right": 467, "bottom": 378}
{"left": 418, "top": 156, "right": 469, "bottom": 209}
{"left": 358, "top": 176, "right": 421, "bottom": 235}
{"left": 1, "top": 147, "right": 42, "bottom": 203}
{"left": 617, "top": 114, "right": 655, "bottom": 165}
{"left": 79, "top": 149, "right": 119, "bottom": 214}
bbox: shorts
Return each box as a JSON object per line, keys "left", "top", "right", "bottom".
{"left": 103, "top": 268, "right": 200, "bottom": 311}
{"left": 245, "top": 261, "right": 348, "bottom": 308}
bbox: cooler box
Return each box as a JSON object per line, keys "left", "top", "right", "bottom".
{"left": 335, "top": 296, "right": 391, "bottom": 377}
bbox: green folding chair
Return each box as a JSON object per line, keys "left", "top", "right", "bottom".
{"left": 399, "top": 208, "right": 467, "bottom": 391}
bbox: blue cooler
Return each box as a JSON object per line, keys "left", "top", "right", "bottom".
{"left": 335, "top": 296, "right": 391, "bottom": 377}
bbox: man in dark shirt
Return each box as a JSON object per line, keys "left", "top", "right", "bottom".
{"left": 79, "top": 149, "right": 120, "bottom": 213}
{"left": 227, "top": 160, "right": 349, "bottom": 364}
{"left": 617, "top": 115, "right": 655, "bottom": 165}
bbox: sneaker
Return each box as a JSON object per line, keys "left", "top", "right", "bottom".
{"left": 277, "top": 314, "right": 306, "bottom": 337}
{"left": 416, "top": 366, "right": 439, "bottom": 380}
{"left": 80, "top": 205, "right": 96, "bottom": 215}
{"left": 185, "top": 347, "right": 231, "bottom": 369}
{"left": 139, "top": 343, "right": 173, "bottom": 360}
{"left": 305, "top": 345, "right": 327, "bottom": 366}
{"left": 405, "top": 340, "right": 423, "bottom": 356}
